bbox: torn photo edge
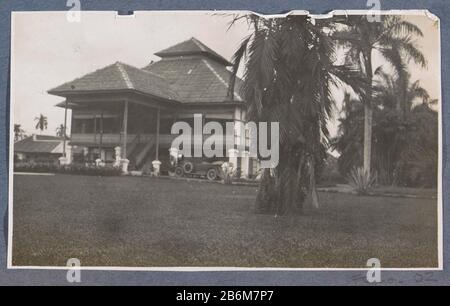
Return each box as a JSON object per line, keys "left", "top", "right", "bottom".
{"left": 7, "top": 9, "right": 443, "bottom": 272}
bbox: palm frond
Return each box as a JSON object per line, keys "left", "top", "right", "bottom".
{"left": 228, "top": 35, "right": 251, "bottom": 100}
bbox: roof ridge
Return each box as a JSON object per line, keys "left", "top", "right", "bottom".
{"left": 154, "top": 37, "right": 231, "bottom": 66}
{"left": 200, "top": 59, "right": 243, "bottom": 101}
{"left": 119, "top": 61, "right": 168, "bottom": 82}
{"left": 191, "top": 37, "right": 207, "bottom": 52}
{"left": 115, "top": 62, "right": 134, "bottom": 89}
{"left": 117, "top": 61, "right": 179, "bottom": 100}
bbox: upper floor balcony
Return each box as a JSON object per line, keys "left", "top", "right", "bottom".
{"left": 70, "top": 133, "right": 176, "bottom": 147}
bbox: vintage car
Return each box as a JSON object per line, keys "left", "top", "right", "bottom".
{"left": 171, "top": 156, "right": 223, "bottom": 181}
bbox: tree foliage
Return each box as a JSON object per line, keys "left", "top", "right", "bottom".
{"left": 334, "top": 71, "right": 438, "bottom": 187}
{"left": 228, "top": 15, "right": 364, "bottom": 214}
{"left": 34, "top": 114, "right": 48, "bottom": 132}
{"left": 14, "top": 124, "right": 26, "bottom": 142}
{"left": 334, "top": 15, "right": 427, "bottom": 175}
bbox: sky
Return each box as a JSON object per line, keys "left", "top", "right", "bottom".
{"left": 11, "top": 11, "right": 440, "bottom": 139}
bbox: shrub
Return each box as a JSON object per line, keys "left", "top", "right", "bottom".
{"left": 14, "top": 161, "right": 122, "bottom": 176}
{"left": 14, "top": 161, "right": 59, "bottom": 173}
{"left": 60, "top": 163, "right": 122, "bottom": 176}
{"left": 220, "top": 162, "right": 238, "bottom": 185}
{"left": 348, "top": 167, "right": 377, "bottom": 195}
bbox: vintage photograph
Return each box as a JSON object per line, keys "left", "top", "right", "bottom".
{"left": 9, "top": 10, "right": 441, "bottom": 269}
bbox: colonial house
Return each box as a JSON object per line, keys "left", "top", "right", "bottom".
{"left": 48, "top": 37, "right": 253, "bottom": 176}
{"left": 14, "top": 135, "right": 65, "bottom": 163}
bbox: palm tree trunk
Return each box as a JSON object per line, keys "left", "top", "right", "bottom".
{"left": 255, "top": 168, "right": 274, "bottom": 213}
{"left": 363, "top": 51, "right": 373, "bottom": 175}
{"left": 363, "top": 103, "right": 373, "bottom": 174}
{"left": 309, "top": 156, "right": 319, "bottom": 209}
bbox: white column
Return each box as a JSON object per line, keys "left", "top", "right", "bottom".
{"left": 66, "top": 145, "right": 72, "bottom": 164}
{"left": 122, "top": 100, "right": 128, "bottom": 158}
{"left": 121, "top": 101, "right": 129, "bottom": 174}
{"left": 114, "top": 146, "right": 122, "bottom": 167}
{"left": 241, "top": 151, "right": 250, "bottom": 178}
{"left": 63, "top": 100, "right": 68, "bottom": 157}
{"left": 152, "top": 107, "right": 161, "bottom": 176}
{"left": 152, "top": 160, "right": 162, "bottom": 176}
{"left": 59, "top": 145, "right": 72, "bottom": 165}
{"left": 228, "top": 148, "right": 239, "bottom": 170}
{"left": 121, "top": 159, "right": 129, "bottom": 174}
{"left": 169, "top": 147, "right": 179, "bottom": 167}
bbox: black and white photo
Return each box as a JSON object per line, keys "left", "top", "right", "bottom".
{"left": 9, "top": 10, "right": 442, "bottom": 270}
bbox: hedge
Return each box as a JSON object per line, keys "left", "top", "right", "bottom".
{"left": 14, "top": 162, "right": 122, "bottom": 176}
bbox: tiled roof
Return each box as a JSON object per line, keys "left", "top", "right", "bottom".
{"left": 143, "top": 56, "right": 243, "bottom": 103}
{"left": 49, "top": 38, "right": 244, "bottom": 105}
{"left": 48, "top": 62, "right": 178, "bottom": 100}
{"left": 14, "top": 135, "right": 64, "bottom": 154}
{"left": 155, "top": 37, "right": 231, "bottom": 66}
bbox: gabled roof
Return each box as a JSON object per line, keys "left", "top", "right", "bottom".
{"left": 155, "top": 37, "right": 232, "bottom": 66}
{"left": 48, "top": 62, "right": 179, "bottom": 101}
{"left": 14, "top": 135, "right": 64, "bottom": 154}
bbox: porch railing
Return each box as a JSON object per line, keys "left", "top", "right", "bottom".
{"left": 70, "top": 133, "right": 238, "bottom": 148}
{"left": 70, "top": 133, "right": 177, "bottom": 147}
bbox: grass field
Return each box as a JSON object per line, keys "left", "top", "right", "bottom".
{"left": 11, "top": 174, "right": 439, "bottom": 268}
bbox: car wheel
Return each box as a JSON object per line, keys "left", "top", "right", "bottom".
{"left": 183, "top": 161, "right": 194, "bottom": 174}
{"left": 206, "top": 168, "right": 218, "bottom": 181}
{"left": 174, "top": 166, "right": 184, "bottom": 177}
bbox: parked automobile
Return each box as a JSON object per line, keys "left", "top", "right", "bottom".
{"left": 171, "top": 156, "right": 223, "bottom": 181}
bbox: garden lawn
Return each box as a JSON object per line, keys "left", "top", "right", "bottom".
{"left": 12, "top": 174, "right": 438, "bottom": 268}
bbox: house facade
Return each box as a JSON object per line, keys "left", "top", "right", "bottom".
{"left": 48, "top": 38, "right": 254, "bottom": 176}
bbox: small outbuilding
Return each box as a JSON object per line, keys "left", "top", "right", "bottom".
{"left": 14, "top": 135, "right": 65, "bottom": 163}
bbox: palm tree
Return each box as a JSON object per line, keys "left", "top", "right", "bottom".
{"left": 334, "top": 15, "right": 427, "bottom": 176}
{"left": 56, "top": 124, "right": 66, "bottom": 138}
{"left": 14, "top": 124, "right": 25, "bottom": 142}
{"left": 34, "top": 114, "right": 48, "bottom": 133}
{"left": 373, "top": 67, "right": 430, "bottom": 114}
{"left": 335, "top": 70, "right": 435, "bottom": 186}
{"left": 228, "top": 15, "right": 364, "bottom": 214}
{"left": 374, "top": 67, "right": 435, "bottom": 184}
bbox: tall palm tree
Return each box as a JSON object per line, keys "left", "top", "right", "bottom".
{"left": 228, "top": 15, "right": 364, "bottom": 214}
{"left": 14, "top": 124, "right": 25, "bottom": 142}
{"left": 334, "top": 15, "right": 426, "bottom": 176}
{"left": 34, "top": 114, "right": 48, "bottom": 133}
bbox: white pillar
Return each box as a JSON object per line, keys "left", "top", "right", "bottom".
{"left": 169, "top": 147, "right": 179, "bottom": 166}
{"left": 155, "top": 107, "right": 160, "bottom": 161}
{"left": 100, "top": 149, "right": 106, "bottom": 161}
{"left": 114, "top": 146, "right": 122, "bottom": 167}
{"left": 66, "top": 145, "right": 72, "bottom": 164}
{"left": 228, "top": 148, "right": 239, "bottom": 170}
{"left": 60, "top": 145, "right": 73, "bottom": 165}
{"left": 152, "top": 160, "right": 162, "bottom": 176}
{"left": 122, "top": 100, "right": 129, "bottom": 159}
{"left": 63, "top": 100, "right": 68, "bottom": 157}
{"left": 241, "top": 151, "right": 250, "bottom": 178}
{"left": 121, "top": 158, "right": 129, "bottom": 174}
{"left": 58, "top": 156, "right": 67, "bottom": 165}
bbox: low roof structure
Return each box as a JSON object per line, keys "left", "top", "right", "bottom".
{"left": 14, "top": 135, "right": 64, "bottom": 154}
